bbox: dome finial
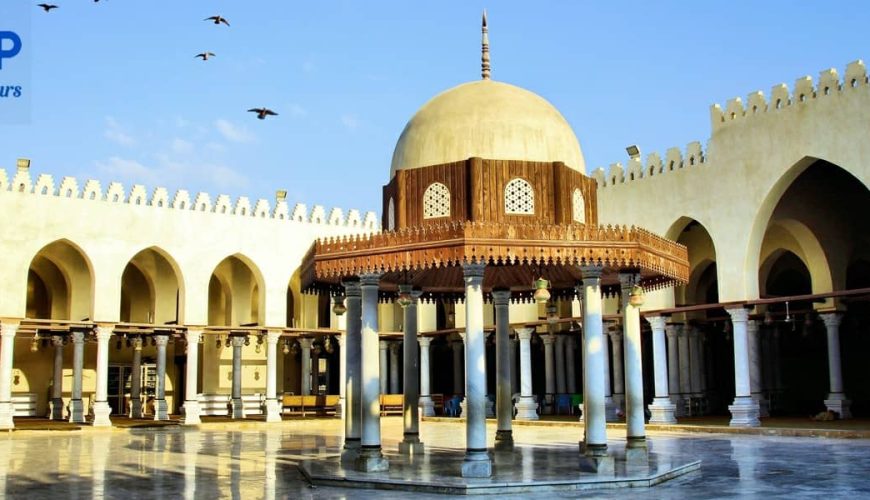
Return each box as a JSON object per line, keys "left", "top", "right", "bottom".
{"left": 481, "top": 9, "right": 491, "bottom": 80}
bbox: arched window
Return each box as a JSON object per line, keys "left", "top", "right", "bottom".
{"left": 423, "top": 182, "right": 450, "bottom": 219}
{"left": 504, "top": 178, "right": 534, "bottom": 215}
{"left": 387, "top": 197, "right": 395, "bottom": 231}
{"left": 572, "top": 189, "right": 586, "bottom": 223}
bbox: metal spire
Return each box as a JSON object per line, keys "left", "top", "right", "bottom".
{"left": 481, "top": 10, "right": 491, "bottom": 80}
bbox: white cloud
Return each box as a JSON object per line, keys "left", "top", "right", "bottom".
{"left": 96, "top": 156, "right": 158, "bottom": 184}
{"left": 171, "top": 138, "right": 194, "bottom": 155}
{"left": 215, "top": 119, "right": 255, "bottom": 143}
{"left": 104, "top": 116, "right": 136, "bottom": 147}
{"left": 340, "top": 113, "right": 360, "bottom": 130}
{"left": 95, "top": 155, "right": 249, "bottom": 193}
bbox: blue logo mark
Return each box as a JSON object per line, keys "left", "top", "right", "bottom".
{"left": 0, "top": 31, "right": 22, "bottom": 70}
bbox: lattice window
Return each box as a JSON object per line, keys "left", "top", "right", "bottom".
{"left": 387, "top": 197, "right": 395, "bottom": 231}
{"left": 504, "top": 178, "right": 534, "bottom": 215}
{"left": 423, "top": 182, "right": 450, "bottom": 219}
{"left": 572, "top": 188, "right": 585, "bottom": 223}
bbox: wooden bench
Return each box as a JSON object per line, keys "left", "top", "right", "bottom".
{"left": 380, "top": 394, "right": 403, "bottom": 415}
{"left": 282, "top": 394, "right": 340, "bottom": 416}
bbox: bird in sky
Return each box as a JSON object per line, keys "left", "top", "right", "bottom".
{"left": 248, "top": 108, "right": 278, "bottom": 120}
{"left": 195, "top": 52, "right": 215, "bottom": 61}
{"left": 37, "top": 4, "right": 58, "bottom": 12}
{"left": 204, "top": 15, "right": 230, "bottom": 26}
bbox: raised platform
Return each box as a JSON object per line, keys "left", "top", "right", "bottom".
{"left": 300, "top": 442, "right": 700, "bottom": 495}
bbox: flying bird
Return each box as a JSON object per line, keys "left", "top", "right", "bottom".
{"left": 248, "top": 108, "right": 278, "bottom": 120}
{"left": 195, "top": 52, "right": 215, "bottom": 61}
{"left": 204, "top": 15, "right": 230, "bottom": 26}
{"left": 37, "top": 4, "right": 58, "bottom": 11}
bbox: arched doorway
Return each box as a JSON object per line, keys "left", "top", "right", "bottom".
{"left": 207, "top": 255, "right": 264, "bottom": 327}
{"left": 26, "top": 239, "right": 94, "bottom": 321}
{"left": 120, "top": 248, "right": 183, "bottom": 324}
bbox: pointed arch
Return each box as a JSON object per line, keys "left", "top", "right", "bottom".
{"left": 120, "top": 246, "right": 186, "bottom": 324}
{"left": 207, "top": 253, "right": 266, "bottom": 326}
{"left": 26, "top": 239, "right": 95, "bottom": 320}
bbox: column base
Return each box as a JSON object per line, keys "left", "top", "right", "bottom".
{"left": 459, "top": 397, "right": 466, "bottom": 418}
{"left": 514, "top": 396, "right": 539, "bottom": 421}
{"left": 182, "top": 400, "right": 202, "bottom": 425}
{"left": 264, "top": 399, "right": 282, "bottom": 422}
{"left": 728, "top": 396, "right": 761, "bottom": 427}
{"left": 604, "top": 396, "right": 620, "bottom": 422}
{"left": 92, "top": 401, "right": 112, "bottom": 427}
{"left": 671, "top": 394, "right": 687, "bottom": 417}
{"left": 583, "top": 443, "right": 608, "bottom": 458}
{"left": 494, "top": 429, "right": 513, "bottom": 451}
{"left": 751, "top": 393, "right": 770, "bottom": 418}
{"left": 398, "top": 434, "right": 425, "bottom": 455}
{"left": 419, "top": 396, "right": 436, "bottom": 417}
{"left": 334, "top": 397, "right": 344, "bottom": 419}
{"left": 153, "top": 399, "right": 169, "bottom": 421}
{"left": 578, "top": 454, "right": 614, "bottom": 474}
{"left": 129, "top": 398, "right": 143, "bottom": 419}
{"left": 648, "top": 398, "right": 677, "bottom": 424}
{"left": 68, "top": 399, "right": 85, "bottom": 424}
{"left": 355, "top": 446, "right": 389, "bottom": 472}
{"left": 341, "top": 440, "right": 360, "bottom": 464}
{"left": 229, "top": 398, "right": 246, "bottom": 419}
{"left": 461, "top": 450, "right": 492, "bottom": 478}
{"left": 49, "top": 398, "right": 64, "bottom": 420}
{"left": 824, "top": 395, "right": 852, "bottom": 419}
{"left": 0, "top": 401, "right": 14, "bottom": 429}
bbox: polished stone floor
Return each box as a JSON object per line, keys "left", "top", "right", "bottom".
{"left": 1, "top": 417, "right": 869, "bottom": 498}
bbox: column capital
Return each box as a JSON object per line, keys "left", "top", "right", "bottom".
{"left": 418, "top": 336, "right": 432, "bottom": 348}
{"left": 342, "top": 279, "right": 362, "bottom": 297}
{"left": 299, "top": 337, "right": 313, "bottom": 349}
{"left": 665, "top": 323, "right": 681, "bottom": 338}
{"left": 609, "top": 328, "right": 623, "bottom": 342}
{"left": 359, "top": 273, "right": 382, "bottom": 288}
{"left": 578, "top": 265, "right": 604, "bottom": 281}
{"left": 70, "top": 330, "right": 85, "bottom": 343}
{"left": 379, "top": 339, "right": 389, "bottom": 350}
{"left": 491, "top": 289, "right": 511, "bottom": 306}
{"left": 646, "top": 315, "right": 667, "bottom": 331}
{"left": 726, "top": 306, "right": 750, "bottom": 324}
{"left": 462, "top": 261, "right": 486, "bottom": 282}
{"left": 230, "top": 334, "right": 247, "bottom": 348}
{"left": 458, "top": 331, "right": 466, "bottom": 342}
{"left": 0, "top": 319, "right": 21, "bottom": 335}
{"left": 266, "top": 330, "right": 282, "bottom": 344}
{"left": 336, "top": 332, "right": 345, "bottom": 346}
{"left": 617, "top": 272, "right": 641, "bottom": 290}
{"left": 389, "top": 341, "right": 401, "bottom": 354}
{"left": 820, "top": 312, "right": 843, "bottom": 329}
{"left": 746, "top": 319, "right": 759, "bottom": 335}
{"left": 153, "top": 333, "right": 170, "bottom": 346}
{"left": 94, "top": 323, "right": 115, "bottom": 339}
{"left": 515, "top": 327, "right": 535, "bottom": 341}
{"left": 51, "top": 335, "right": 64, "bottom": 347}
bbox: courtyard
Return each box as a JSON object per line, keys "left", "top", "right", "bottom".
{"left": 1, "top": 417, "right": 868, "bottom": 498}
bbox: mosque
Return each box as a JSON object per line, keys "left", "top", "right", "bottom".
{"left": 0, "top": 12, "right": 867, "bottom": 478}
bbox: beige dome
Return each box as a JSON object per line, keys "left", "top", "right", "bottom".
{"left": 390, "top": 79, "right": 585, "bottom": 179}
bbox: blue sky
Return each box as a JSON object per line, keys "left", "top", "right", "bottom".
{"left": 1, "top": 1, "right": 868, "bottom": 214}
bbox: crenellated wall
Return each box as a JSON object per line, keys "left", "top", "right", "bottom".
{"left": 0, "top": 160, "right": 379, "bottom": 229}
{"left": 595, "top": 59, "right": 870, "bottom": 305}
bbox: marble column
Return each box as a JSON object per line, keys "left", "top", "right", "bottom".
{"left": 153, "top": 332, "right": 170, "bottom": 421}
{"left": 510, "top": 336, "right": 518, "bottom": 395}
{"left": 342, "top": 280, "right": 362, "bottom": 457}
{"left": 610, "top": 329, "right": 625, "bottom": 413}
{"left": 555, "top": 334, "right": 567, "bottom": 395}
{"left": 461, "top": 262, "right": 490, "bottom": 478}
{"left": 579, "top": 266, "right": 607, "bottom": 456}
{"left": 50, "top": 335, "right": 65, "bottom": 420}
{"left": 619, "top": 273, "right": 645, "bottom": 446}
{"left": 543, "top": 333, "right": 556, "bottom": 413}
{"left": 68, "top": 329, "right": 85, "bottom": 423}
{"left": 92, "top": 325, "right": 114, "bottom": 426}
{"left": 337, "top": 333, "right": 346, "bottom": 418}
{"left": 688, "top": 327, "right": 703, "bottom": 399}
{"left": 566, "top": 335, "right": 577, "bottom": 394}
{"left": 492, "top": 289, "right": 513, "bottom": 445}
{"left": 514, "top": 327, "right": 539, "bottom": 420}
{"left": 399, "top": 285, "right": 424, "bottom": 454}
{"left": 379, "top": 340, "right": 389, "bottom": 394}
{"left": 665, "top": 324, "right": 683, "bottom": 417}
{"left": 646, "top": 316, "right": 677, "bottom": 424}
{"left": 0, "top": 321, "right": 18, "bottom": 429}
{"left": 746, "top": 320, "right": 769, "bottom": 418}
{"left": 677, "top": 325, "right": 691, "bottom": 413}
{"left": 183, "top": 330, "right": 202, "bottom": 425}
{"left": 726, "top": 307, "right": 760, "bottom": 427}
{"left": 821, "top": 313, "right": 851, "bottom": 419}
{"left": 602, "top": 326, "right": 617, "bottom": 421}
{"left": 356, "top": 273, "right": 388, "bottom": 472}
{"left": 264, "top": 331, "right": 282, "bottom": 422}
{"left": 230, "top": 334, "right": 246, "bottom": 419}
{"left": 300, "top": 338, "right": 312, "bottom": 396}
{"left": 418, "top": 336, "right": 435, "bottom": 417}
{"left": 130, "top": 336, "right": 143, "bottom": 418}
{"left": 452, "top": 338, "right": 464, "bottom": 395}
{"left": 389, "top": 341, "right": 401, "bottom": 395}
